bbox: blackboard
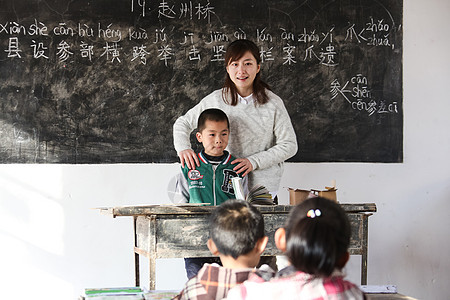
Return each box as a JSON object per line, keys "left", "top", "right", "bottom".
{"left": 0, "top": 0, "right": 403, "bottom": 163}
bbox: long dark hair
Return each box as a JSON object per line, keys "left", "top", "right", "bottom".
{"left": 284, "top": 197, "right": 351, "bottom": 277}
{"left": 222, "top": 39, "right": 271, "bottom": 106}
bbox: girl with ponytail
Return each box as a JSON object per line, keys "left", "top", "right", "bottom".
{"left": 227, "top": 197, "right": 365, "bottom": 300}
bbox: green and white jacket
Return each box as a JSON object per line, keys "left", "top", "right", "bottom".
{"left": 174, "top": 151, "right": 248, "bottom": 205}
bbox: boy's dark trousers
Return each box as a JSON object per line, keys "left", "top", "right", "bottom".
{"left": 184, "top": 257, "right": 222, "bottom": 279}
{"left": 184, "top": 256, "right": 278, "bottom": 279}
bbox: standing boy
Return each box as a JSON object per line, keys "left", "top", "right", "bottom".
{"left": 174, "top": 108, "right": 249, "bottom": 278}
{"left": 174, "top": 108, "right": 248, "bottom": 205}
{"left": 175, "top": 199, "right": 274, "bottom": 300}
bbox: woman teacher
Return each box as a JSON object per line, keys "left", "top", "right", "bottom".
{"left": 173, "top": 39, "right": 297, "bottom": 199}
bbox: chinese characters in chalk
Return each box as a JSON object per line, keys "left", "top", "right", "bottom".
{"left": 131, "top": 0, "right": 216, "bottom": 22}
{"left": 1, "top": 20, "right": 398, "bottom": 66}
{"left": 331, "top": 74, "right": 399, "bottom": 117}
{"left": 0, "top": 14, "right": 400, "bottom": 116}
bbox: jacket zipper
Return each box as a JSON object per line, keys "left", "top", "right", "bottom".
{"left": 213, "top": 165, "right": 217, "bottom": 205}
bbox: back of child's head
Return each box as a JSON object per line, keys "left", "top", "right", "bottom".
{"left": 209, "top": 199, "right": 264, "bottom": 259}
{"left": 197, "top": 108, "right": 230, "bottom": 132}
{"left": 284, "top": 197, "right": 351, "bottom": 277}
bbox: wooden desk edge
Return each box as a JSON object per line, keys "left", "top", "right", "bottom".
{"left": 98, "top": 203, "right": 377, "bottom": 217}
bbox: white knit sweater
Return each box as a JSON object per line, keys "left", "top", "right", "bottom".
{"left": 173, "top": 89, "right": 298, "bottom": 193}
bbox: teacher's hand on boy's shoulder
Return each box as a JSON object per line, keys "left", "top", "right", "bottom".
{"left": 178, "top": 149, "right": 199, "bottom": 169}
{"left": 232, "top": 158, "right": 253, "bottom": 177}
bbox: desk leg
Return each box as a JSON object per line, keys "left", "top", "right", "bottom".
{"left": 149, "top": 256, "right": 156, "bottom": 290}
{"left": 361, "top": 215, "right": 369, "bottom": 285}
{"left": 133, "top": 217, "right": 140, "bottom": 287}
{"left": 149, "top": 215, "right": 157, "bottom": 290}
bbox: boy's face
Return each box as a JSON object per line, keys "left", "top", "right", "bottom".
{"left": 196, "top": 119, "right": 229, "bottom": 157}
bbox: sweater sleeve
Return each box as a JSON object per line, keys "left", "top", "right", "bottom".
{"left": 246, "top": 95, "right": 298, "bottom": 170}
{"left": 173, "top": 104, "right": 201, "bottom": 153}
{"left": 173, "top": 92, "right": 220, "bottom": 153}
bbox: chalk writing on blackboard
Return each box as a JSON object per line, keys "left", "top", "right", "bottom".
{"left": 331, "top": 74, "right": 398, "bottom": 117}
{"left": 1, "top": 20, "right": 398, "bottom": 66}
{"left": 131, "top": 0, "right": 216, "bottom": 22}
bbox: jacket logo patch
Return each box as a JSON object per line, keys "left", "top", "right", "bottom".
{"left": 222, "top": 169, "right": 238, "bottom": 194}
{"left": 188, "top": 169, "right": 203, "bottom": 180}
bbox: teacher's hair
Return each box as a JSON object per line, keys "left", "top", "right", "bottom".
{"left": 222, "top": 39, "right": 271, "bottom": 106}
{"left": 284, "top": 197, "right": 351, "bottom": 277}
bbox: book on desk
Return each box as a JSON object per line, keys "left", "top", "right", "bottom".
{"left": 80, "top": 287, "right": 179, "bottom": 300}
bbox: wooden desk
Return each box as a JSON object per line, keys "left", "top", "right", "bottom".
{"left": 100, "top": 203, "right": 376, "bottom": 290}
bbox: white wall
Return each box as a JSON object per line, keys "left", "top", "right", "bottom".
{"left": 1, "top": 0, "right": 449, "bottom": 299}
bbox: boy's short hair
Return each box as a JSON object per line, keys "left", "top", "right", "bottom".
{"left": 209, "top": 199, "right": 264, "bottom": 259}
{"left": 284, "top": 197, "right": 351, "bottom": 277}
{"left": 197, "top": 108, "right": 230, "bottom": 132}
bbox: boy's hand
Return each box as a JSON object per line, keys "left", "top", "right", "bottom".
{"left": 178, "top": 149, "right": 199, "bottom": 169}
{"left": 232, "top": 158, "right": 253, "bottom": 177}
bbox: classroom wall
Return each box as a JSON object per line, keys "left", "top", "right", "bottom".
{"left": 0, "top": 0, "right": 449, "bottom": 299}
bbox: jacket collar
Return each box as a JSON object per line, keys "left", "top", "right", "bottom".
{"left": 198, "top": 150, "right": 231, "bottom": 165}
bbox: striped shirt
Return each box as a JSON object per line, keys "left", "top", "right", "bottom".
{"left": 226, "top": 266, "right": 365, "bottom": 300}
{"left": 175, "top": 263, "right": 275, "bottom": 300}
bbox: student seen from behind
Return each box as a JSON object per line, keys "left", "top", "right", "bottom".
{"left": 226, "top": 197, "right": 365, "bottom": 300}
{"left": 174, "top": 199, "right": 274, "bottom": 300}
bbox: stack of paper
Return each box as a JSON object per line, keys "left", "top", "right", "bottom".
{"left": 359, "top": 285, "right": 397, "bottom": 294}
{"left": 82, "top": 288, "right": 180, "bottom": 300}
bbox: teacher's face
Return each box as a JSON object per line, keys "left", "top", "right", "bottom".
{"left": 226, "top": 51, "right": 260, "bottom": 97}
